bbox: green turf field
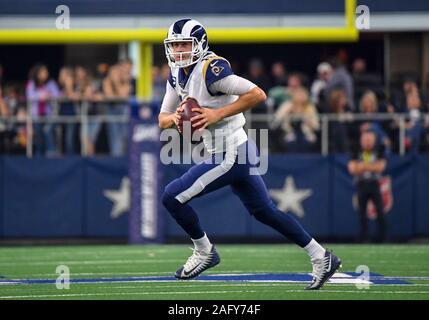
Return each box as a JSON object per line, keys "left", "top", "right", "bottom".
{"left": 0, "top": 244, "right": 428, "bottom": 300}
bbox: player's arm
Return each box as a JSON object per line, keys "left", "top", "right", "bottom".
{"left": 348, "top": 150, "right": 365, "bottom": 176}
{"left": 191, "top": 74, "right": 266, "bottom": 129}
{"left": 348, "top": 160, "right": 363, "bottom": 176}
{"left": 158, "top": 81, "right": 182, "bottom": 129}
{"left": 361, "top": 159, "right": 386, "bottom": 173}
{"left": 348, "top": 159, "right": 386, "bottom": 175}
{"left": 0, "top": 93, "right": 10, "bottom": 116}
{"left": 217, "top": 86, "right": 266, "bottom": 119}
{"left": 159, "top": 111, "right": 181, "bottom": 129}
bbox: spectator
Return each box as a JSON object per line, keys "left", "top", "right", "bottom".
{"left": 286, "top": 73, "right": 303, "bottom": 96}
{"left": 0, "top": 87, "right": 9, "bottom": 117}
{"left": 270, "top": 61, "right": 287, "bottom": 87}
{"left": 93, "top": 63, "right": 109, "bottom": 92}
{"left": 103, "top": 64, "right": 130, "bottom": 156}
{"left": 425, "top": 71, "right": 429, "bottom": 95}
{"left": 425, "top": 72, "right": 429, "bottom": 150}
{"left": 161, "top": 63, "right": 170, "bottom": 81}
{"left": 352, "top": 58, "right": 367, "bottom": 77}
{"left": 119, "top": 58, "right": 135, "bottom": 96}
{"left": 152, "top": 66, "right": 164, "bottom": 108}
{"left": 267, "top": 73, "right": 303, "bottom": 113}
{"left": 310, "top": 62, "right": 332, "bottom": 106}
{"left": 246, "top": 58, "right": 271, "bottom": 93}
{"left": 325, "top": 57, "right": 355, "bottom": 111}
{"left": 26, "top": 64, "right": 60, "bottom": 156}
{"left": 327, "top": 89, "right": 352, "bottom": 153}
{"left": 2, "top": 86, "right": 27, "bottom": 154}
{"left": 404, "top": 92, "right": 426, "bottom": 153}
{"left": 14, "top": 105, "right": 28, "bottom": 153}
{"left": 358, "top": 90, "right": 391, "bottom": 154}
{"left": 348, "top": 131, "right": 387, "bottom": 243}
{"left": 58, "top": 66, "right": 79, "bottom": 155}
{"left": 2, "top": 85, "right": 19, "bottom": 115}
{"left": 0, "top": 85, "right": 11, "bottom": 153}
{"left": 245, "top": 59, "right": 271, "bottom": 117}
{"left": 149, "top": 63, "right": 171, "bottom": 116}
{"left": 0, "top": 64, "right": 4, "bottom": 90}
{"left": 390, "top": 77, "right": 427, "bottom": 113}
{"left": 425, "top": 113, "right": 429, "bottom": 153}
{"left": 76, "top": 65, "right": 103, "bottom": 156}
{"left": 75, "top": 66, "right": 94, "bottom": 97}
{"left": 273, "top": 87, "right": 319, "bottom": 153}
{"left": 424, "top": 72, "right": 429, "bottom": 112}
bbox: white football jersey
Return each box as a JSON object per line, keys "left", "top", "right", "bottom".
{"left": 167, "top": 51, "right": 248, "bottom": 154}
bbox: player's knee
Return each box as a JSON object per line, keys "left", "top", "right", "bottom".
{"left": 161, "top": 190, "right": 179, "bottom": 212}
{"left": 251, "top": 208, "right": 269, "bottom": 222}
{"left": 161, "top": 190, "right": 191, "bottom": 225}
{"left": 248, "top": 202, "right": 277, "bottom": 221}
{"left": 161, "top": 179, "right": 183, "bottom": 212}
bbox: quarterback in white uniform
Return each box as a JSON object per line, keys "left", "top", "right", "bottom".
{"left": 158, "top": 18, "right": 341, "bottom": 290}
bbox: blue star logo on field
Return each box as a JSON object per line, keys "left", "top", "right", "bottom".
{"left": 103, "top": 177, "right": 130, "bottom": 219}
{"left": 269, "top": 176, "right": 312, "bottom": 218}
{"left": 0, "top": 272, "right": 413, "bottom": 286}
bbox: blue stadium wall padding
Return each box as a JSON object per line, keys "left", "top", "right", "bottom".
{"left": 83, "top": 157, "right": 128, "bottom": 237}
{"left": 415, "top": 155, "right": 429, "bottom": 236}
{"left": 0, "top": 157, "right": 3, "bottom": 237}
{"left": 331, "top": 154, "right": 360, "bottom": 237}
{"left": 0, "top": 154, "right": 429, "bottom": 238}
{"left": 252, "top": 155, "right": 331, "bottom": 238}
{"left": 384, "top": 156, "right": 415, "bottom": 238}
{"left": 2, "top": 157, "right": 84, "bottom": 237}
{"left": 0, "top": 156, "right": 128, "bottom": 238}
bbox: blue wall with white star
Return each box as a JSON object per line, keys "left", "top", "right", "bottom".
{"left": 0, "top": 157, "right": 129, "bottom": 238}
{"left": 0, "top": 154, "right": 428, "bottom": 241}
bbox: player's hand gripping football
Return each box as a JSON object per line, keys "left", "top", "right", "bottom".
{"left": 190, "top": 107, "right": 223, "bottom": 130}
{"left": 173, "top": 104, "right": 184, "bottom": 133}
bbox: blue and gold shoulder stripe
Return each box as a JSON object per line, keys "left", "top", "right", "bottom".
{"left": 203, "top": 55, "right": 234, "bottom": 94}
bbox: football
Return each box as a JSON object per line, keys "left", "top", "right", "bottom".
{"left": 178, "top": 97, "right": 203, "bottom": 135}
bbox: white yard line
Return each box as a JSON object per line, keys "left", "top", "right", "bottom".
{"left": 66, "top": 283, "right": 429, "bottom": 290}
{"left": 0, "top": 259, "right": 182, "bottom": 266}
{"left": 1, "top": 270, "right": 253, "bottom": 277}
{"left": 0, "top": 290, "right": 259, "bottom": 299}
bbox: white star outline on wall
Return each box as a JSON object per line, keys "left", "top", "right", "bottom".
{"left": 103, "top": 177, "right": 130, "bottom": 219}
{"left": 269, "top": 176, "right": 313, "bottom": 218}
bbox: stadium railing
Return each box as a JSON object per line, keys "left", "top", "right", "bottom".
{"left": 0, "top": 98, "right": 423, "bottom": 157}
{"left": 245, "top": 112, "right": 417, "bottom": 155}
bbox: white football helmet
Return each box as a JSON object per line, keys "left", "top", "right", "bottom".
{"left": 164, "top": 19, "right": 209, "bottom": 68}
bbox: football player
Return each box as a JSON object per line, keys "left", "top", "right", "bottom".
{"left": 158, "top": 19, "right": 341, "bottom": 290}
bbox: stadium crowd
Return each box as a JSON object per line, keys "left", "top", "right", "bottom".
{"left": 239, "top": 55, "right": 429, "bottom": 155}
{"left": 1, "top": 51, "right": 429, "bottom": 156}
{"left": 0, "top": 59, "right": 134, "bottom": 156}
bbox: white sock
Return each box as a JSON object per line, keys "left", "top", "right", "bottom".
{"left": 191, "top": 233, "right": 212, "bottom": 253}
{"left": 304, "top": 239, "right": 325, "bottom": 260}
